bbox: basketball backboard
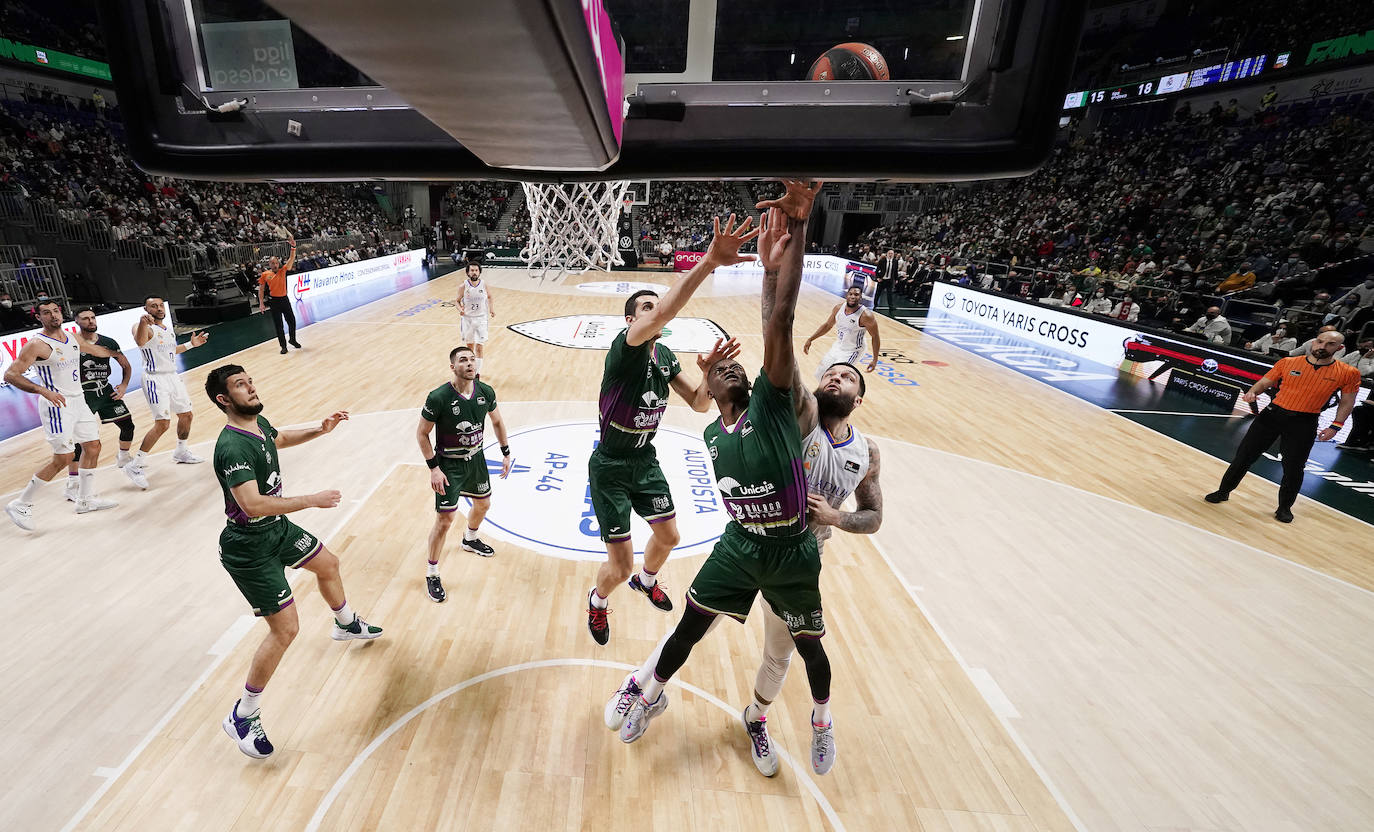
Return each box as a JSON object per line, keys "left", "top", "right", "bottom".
{"left": 97, "top": 0, "right": 1086, "bottom": 182}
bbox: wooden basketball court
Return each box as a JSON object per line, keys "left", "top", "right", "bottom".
{"left": 4, "top": 267, "right": 1374, "bottom": 832}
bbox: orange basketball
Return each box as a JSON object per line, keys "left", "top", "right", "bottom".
{"left": 807, "top": 42, "right": 890, "bottom": 81}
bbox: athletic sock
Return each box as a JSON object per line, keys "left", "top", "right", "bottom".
{"left": 632, "top": 632, "right": 672, "bottom": 687}
{"left": 637, "top": 567, "right": 658, "bottom": 588}
{"left": 78, "top": 470, "right": 95, "bottom": 500}
{"left": 749, "top": 691, "right": 772, "bottom": 720}
{"left": 641, "top": 675, "right": 665, "bottom": 704}
{"left": 66, "top": 471, "right": 79, "bottom": 488}
{"left": 812, "top": 699, "right": 831, "bottom": 727}
{"left": 117, "top": 450, "right": 132, "bottom": 465}
{"left": 332, "top": 601, "right": 356, "bottom": 627}
{"left": 463, "top": 526, "right": 478, "bottom": 542}
{"left": 19, "top": 475, "right": 43, "bottom": 503}
{"left": 237, "top": 685, "right": 263, "bottom": 717}
{"left": 133, "top": 450, "right": 148, "bottom": 465}
{"left": 426, "top": 561, "right": 439, "bottom": 577}
{"left": 175, "top": 439, "right": 188, "bottom": 455}
{"left": 589, "top": 587, "right": 608, "bottom": 610}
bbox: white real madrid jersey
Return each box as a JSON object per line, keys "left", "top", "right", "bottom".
{"left": 33, "top": 332, "right": 83, "bottom": 396}
{"left": 462, "top": 279, "right": 488, "bottom": 318}
{"left": 140, "top": 322, "right": 178, "bottom": 374}
{"left": 800, "top": 422, "right": 871, "bottom": 545}
{"left": 833, "top": 305, "right": 866, "bottom": 353}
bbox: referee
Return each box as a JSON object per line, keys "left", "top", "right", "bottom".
{"left": 258, "top": 234, "right": 301, "bottom": 355}
{"left": 1205, "top": 330, "right": 1360, "bottom": 522}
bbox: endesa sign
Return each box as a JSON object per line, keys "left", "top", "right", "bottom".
{"left": 290, "top": 249, "right": 424, "bottom": 301}
{"left": 673, "top": 250, "right": 705, "bottom": 272}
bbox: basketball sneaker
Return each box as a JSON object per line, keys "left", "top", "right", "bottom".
{"left": 426, "top": 575, "right": 446, "bottom": 603}
{"left": 1203, "top": 490, "right": 1229, "bottom": 504}
{"left": 64, "top": 477, "right": 79, "bottom": 502}
{"left": 619, "top": 692, "right": 668, "bottom": 744}
{"left": 604, "top": 673, "right": 642, "bottom": 731}
{"left": 75, "top": 495, "right": 119, "bottom": 514}
{"left": 124, "top": 463, "right": 149, "bottom": 489}
{"left": 6, "top": 499, "right": 34, "bottom": 531}
{"left": 222, "top": 701, "right": 274, "bottom": 759}
{"left": 811, "top": 720, "right": 837, "bottom": 775}
{"left": 741, "top": 707, "right": 779, "bottom": 777}
{"left": 172, "top": 450, "right": 205, "bottom": 464}
{"left": 331, "top": 615, "right": 384, "bottom": 641}
{"left": 628, "top": 574, "right": 673, "bottom": 611}
{"left": 116, "top": 451, "right": 132, "bottom": 468}
{"left": 587, "top": 595, "right": 611, "bottom": 645}
{"left": 461, "top": 536, "right": 495, "bottom": 557}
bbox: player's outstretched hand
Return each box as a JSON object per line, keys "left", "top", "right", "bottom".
{"left": 190, "top": 331, "right": 209, "bottom": 348}
{"left": 866, "top": 357, "right": 878, "bottom": 372}
{"left": 697, "top": 337, "right": 742, "bottom": 372}
{"left": 704, "top": 214, "right": 760, "bottom": 267}
{"left": 312, "top": 490, "right": 343, "bottom": 509}
{"left": 754, "top": 179, "right": 823, "bottom": 220}
{"left": 320, "top": 410, "right": 350, "bottom": 433}
{"left": 757, "top": 208, "right": 793, "bottom": 272}
{"left": 430, "top": 467, "right": 449, "bottom": 493}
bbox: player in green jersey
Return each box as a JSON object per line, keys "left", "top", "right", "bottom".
{"left": 205, "top": 364, "right": 383, "bottom": 760}
{"left": 585, "top": 214, "right": 756, "bottom": 645}
{"left": 417, "top": 345, "right": 513, "bottom": 602}
{"left": 65, "top": 307, "right": 147, "bottom": 493}
{"left": 612, "top": 182, "right": 842, "bottom": 775}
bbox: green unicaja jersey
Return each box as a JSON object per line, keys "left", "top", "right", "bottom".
{"left": 702, "top": 369, "right": 809, "bottom": 539}
{"left": 597, "top": 329, "right": 681, "bottom": 458}
{"left": 421, "top": 380, "right": 497, "bottom": 458}
{"left": 78, "top": 334, "right": 121, "bottom": 392}
{"left": 214, "top": 415, "right": 285, "bottom": 527}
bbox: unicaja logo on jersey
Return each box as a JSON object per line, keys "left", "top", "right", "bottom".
{"left": 718, "top": 477, "right": 776, "bottom": 497}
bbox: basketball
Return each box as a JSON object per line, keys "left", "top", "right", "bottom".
{"left": 807, "top": 42, "right": 890, "bottom": 81}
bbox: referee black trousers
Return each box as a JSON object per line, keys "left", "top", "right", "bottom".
{"left": 1217, "top": 404, "right": 1318, "bottom": 510}
{"left": 267, "top": 295, "right": 298, "bottom": 350}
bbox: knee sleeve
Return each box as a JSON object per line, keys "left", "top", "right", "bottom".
{"left": 71, "top": 442, "right": 82, "bottom": 463}
{"left": 792, "top": 636, "right": 832, "bottom": 703}
{"left": 654, "top": 606, "right": 716, "bottom": 682}
{"left": 116, "top": 415, "right": 135, "bottom": 443}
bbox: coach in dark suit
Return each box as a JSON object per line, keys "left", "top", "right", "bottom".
{"left": 874, "top": 249, "right": 898, "bottom": 316}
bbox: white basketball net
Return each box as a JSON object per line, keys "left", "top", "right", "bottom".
{"left": 520, "top": 181, "right": 630, "bottom": 279}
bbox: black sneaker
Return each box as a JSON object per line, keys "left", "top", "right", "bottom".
{"left": 628, "top": 574, "right": 673, "bottom": 611}
{"left": 461, "top": 537, "right": 495, "bottom": 557}
{"left": 426, "top": 574, "right": 446, "bottom": 603}
{"left": 289, "top": 339, "right": 302, "bottom": 349}
{"left": 1275, "top": 507, "right": 1294, "bottom": 523}
{"left": 587, "top": 595, "right": 611, "bottom": 645}
{"left": 1204, "top": 491, "right": 1229, "bottom": 504}
{"left": 279, "top": 348, "right": 288, "bottom": 355}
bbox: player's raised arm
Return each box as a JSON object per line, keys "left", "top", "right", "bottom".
{"left": 276, "top": 410, "right": 349, "bottom": 448}
{"left": 133, "top": 312, "right": 154, "bottom": 346}
{"left": 626, "top": 214, "right": 758, "bottom": 347}
{"left": 758, "top": 179, "right": 821, "bottom": 390}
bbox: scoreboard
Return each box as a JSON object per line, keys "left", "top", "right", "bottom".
{"left": 1063, "top": 51, "right": 1281, "bottom": 111}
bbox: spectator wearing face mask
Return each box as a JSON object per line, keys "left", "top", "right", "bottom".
{"left": 1216, "top": 263, "right": 1257, "bottom": 294}
{"left": 1340, "top": 338, "right": 1374, "bottom": 377}
{"left": 1082, "top": 287, "right": 1113, "bottom": 315}
{"left": 0, "top": 291, "right": 36, "bottom": 332}
{"left": 1184, "top": 307, "right": 1233, "bottom": 344}
{"left": 1109, "top": 294, "right": 1139, "bottom": 323}
{"left": 1246, "top": 325, "right": 1297, "bottom": 356}
{"left": 1333, "top": 276, "right": 1374, "bottom": 310}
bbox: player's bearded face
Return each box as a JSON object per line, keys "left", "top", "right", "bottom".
{"left": 227, "top": 387, "right": 264, "bottom": 417}
{"left": 815, "top": 369, "right": 861, "bottom": 419}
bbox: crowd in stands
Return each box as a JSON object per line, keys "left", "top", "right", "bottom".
{"left": 0, "top": 103, "right": 401, "bottom": 251}
{"left": 442, "top": 182, "right": 514, "bottom": 233}
{"left": 0, "top": 0, "right": 105, "bottom": 60}
{"left": 850, "top": 99, "right": 1374, "bottom": 354}
{"left": 634, "top": 182, "right": 738, "bottom": 251}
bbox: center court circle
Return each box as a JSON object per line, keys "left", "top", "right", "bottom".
{"left": 466, "top": 421, "right": 726, "bottom": 560}
{"left": 574, "top": 281, "right": 670, "bottom": 295}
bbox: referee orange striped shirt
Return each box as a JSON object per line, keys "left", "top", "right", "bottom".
{"left": 258, "top": 265, "right": 289, "bottom": 298}
{"left": 1262, "top": 356, "right": 1361, "bottom": 413}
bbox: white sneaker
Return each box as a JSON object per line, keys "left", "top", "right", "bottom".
{"left": 811, "top": 720, "right": 837, "bottom": 775}
{"left": 742, "top": 707, "right": 779, "bottom": 777}
{"left": 222, "top": 702, "right": 274, "bottom": 759}
{"left": 604, "top": 673, "right": 642, "bottom": 731}
{"left": 124, "top": 464, "right": 149, "bottom": 489}
{"left": 6, "top": 500, "right": 34, "bottom": 531}
{"left": 331, "top": 615, "right": 384, "bottom": 641}
{"left": 64, "top": 478, "right": 79, "bottom": 503}
{"left": 116, "top": 453, "right": 132, "bottom": 468}
{"left": 172, "top": 450, "right": 205, "bottom": 464}
{"left": 75, "top": 496, "right": 119, "bottom": 514}
{"left": 619, "top": 692, "right": 668, "bottom": 744}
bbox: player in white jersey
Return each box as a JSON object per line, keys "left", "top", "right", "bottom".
{"left": 4, "top": 299, "right": 126, "bottom": 529}
{"left": 458, "top": 262, "right": 495, "bottom": 375}
{"left": 129, "top": 294, "right": 209, "bottom": 481}
{"left": 802, "top": 285, "right": 882, "bottom": 379}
